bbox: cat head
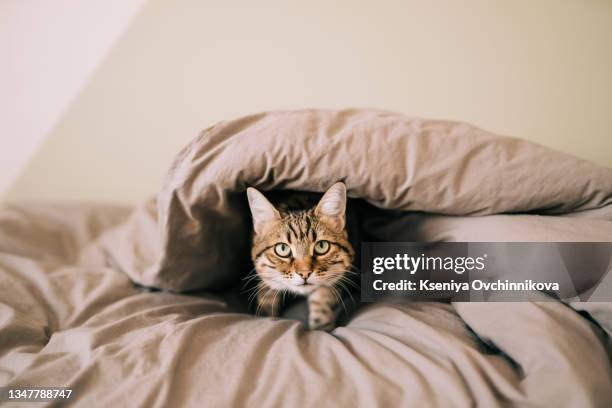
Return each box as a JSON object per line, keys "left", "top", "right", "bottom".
{"left": 247, "top": 182, "right": 354, "bottom": 295}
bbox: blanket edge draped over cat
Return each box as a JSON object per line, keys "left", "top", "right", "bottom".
{"left": 107, "top": 108, "right": 612, "bottom": 291}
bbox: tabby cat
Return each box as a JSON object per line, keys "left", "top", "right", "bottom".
{"left": 246, "top": 182, "right": 355, "bottom": 331}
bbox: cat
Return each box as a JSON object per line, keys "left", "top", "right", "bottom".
{"left": 246, "top": 182, "right": 355, "bottom": 331}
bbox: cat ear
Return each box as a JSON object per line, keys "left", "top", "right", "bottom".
{"left": 247, "top": 187, "right": 281, "bottom": 234}
{"left": 315, "top": 182, "right": 347, "bottom": 229}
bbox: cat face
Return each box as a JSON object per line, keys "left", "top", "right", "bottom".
{"left": 247, "top": 183, "right": 354, "bottom": 295}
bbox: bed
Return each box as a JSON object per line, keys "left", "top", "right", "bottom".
{"left": 1, "top": 109, "right": 611, "bottom": 407}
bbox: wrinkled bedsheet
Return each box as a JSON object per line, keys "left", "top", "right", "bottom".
{"left": 0, "top": 203, "right": 611, "bottom": 407}
{"left": 2, "top": 110, "right": 612, "bottom": 407}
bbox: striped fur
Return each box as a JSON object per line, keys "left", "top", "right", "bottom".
{"left": 247, "top": 183, "right": 354, "bottom": 331}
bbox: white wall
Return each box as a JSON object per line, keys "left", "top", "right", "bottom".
{"left": 3, "top": 0, "right": 612, "bottom": 204}
{"left": 0, "top": 0, "right": 146, "bottom": 199}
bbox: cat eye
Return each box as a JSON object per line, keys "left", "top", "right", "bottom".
{"left": 313, "top": 240, "right": 330, "bottom": 255}
{"left": 274, "top": 243, "right": 292, "bottom": 257}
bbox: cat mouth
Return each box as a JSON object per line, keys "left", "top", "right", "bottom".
{"left": 293, "top": 283, "right": 316, "bottom": 291}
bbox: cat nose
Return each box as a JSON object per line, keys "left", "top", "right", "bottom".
{"left": 296, "top": 270, "right": 312, "bottom": 280}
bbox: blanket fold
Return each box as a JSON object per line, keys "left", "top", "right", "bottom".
{"left": 2, "top": 109, "right": 611, "bottom": 407}
{"left": 108, "top": 109, "right": 612, "bottom": 291}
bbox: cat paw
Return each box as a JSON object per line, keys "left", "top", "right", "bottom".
{"left": 308, "top": 316, "right": 336, "bottom": 331}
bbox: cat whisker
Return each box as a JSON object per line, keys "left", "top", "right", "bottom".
{"left": 335, "top": 278, "right": 355, "bottom": 304}
{"left": 240, "top": 275, "right": 261, "bottom": 290}
{"left": 246, "top": 287, "right": 261, "bottom": 306}
{"left": 337, "top": 274, "right": 360, "bottom": 290}
{"left": 244, "top": 284, "right": 264, "bottom": 301}
{"left": 241, "top": 266, "right": 257, "bottom": 276}
{"left": 334, "top": 283, "right": 352, "bottom": 305}
{"left": 241, "top": 273, "right": 259, "bottom": 283}
{"left": 247, "top": 281, "right": 268, "bottom": 307}
{"left": 340, "top": 269, "right": 359, "bottom": 276}
{"left": 272, "top": 289, "right": 281, "bottom": 316}
{"left": 328, "top": 285, "right": 348, "bottom": 317}
{"left": 254, "top": 285, "right": 273, "bottom": 317}
{"left": 242, "top": 274, "right": 269, "bottom": 295}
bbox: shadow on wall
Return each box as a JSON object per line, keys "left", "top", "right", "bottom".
{"left": 5, "top": 0, "right": 612, "bottom": 204}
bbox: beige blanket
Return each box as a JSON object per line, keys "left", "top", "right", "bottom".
{"left": 1, "top": 110, "right": 612, "bottom": 407}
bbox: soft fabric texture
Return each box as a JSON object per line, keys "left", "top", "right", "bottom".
{"left": 114, "top": 109, "right": 612, "bottom": 291}
{"left": 1, "top": 109, "right": 612, "bottom": 407}
{"left": 0, "top": 203, "right": 611, "bottom": 407}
